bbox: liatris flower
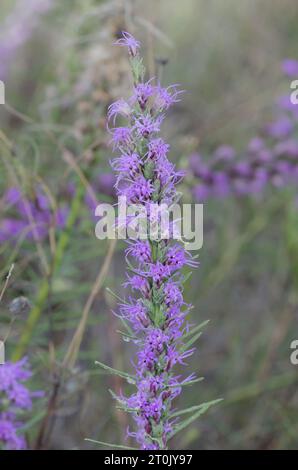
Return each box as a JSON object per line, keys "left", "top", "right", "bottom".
{"left": 0, "top": 357, "right": 42, "bottom": 450}
{"left": 94, "top": 32, "right": 219, "bottom": 451}
{"left": 0, "top": 0, "right": 54, "bottom": 80}
{"left": 114, "top": 32, "right": 141, "bottom": 57}
{"left": 0, "top": 186, "right": 68, "bottom": 243}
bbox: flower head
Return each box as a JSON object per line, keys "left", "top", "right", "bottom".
{"left": 115, "top": 31, "right": 140, "bottom": 57}
{"left": 153, "top": 84, "right": 183, "bottom": 111}
{"left": 107, "top": 99, "right": 131, "bottom": 125}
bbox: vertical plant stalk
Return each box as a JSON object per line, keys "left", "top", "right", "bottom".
{"left": 12, "top": 181, "right": 85, "bottom": 361}
{"left": 92, "top": 32, "right": 220, "bottom": 451}
{"left": 35, "top": 238, "right": 117, "bottom": 449}
{"left": 63, "top": 239, "right": 117, "bottom": 369}
{"left": 285, "top": 196, "right": 298, "bottom": 296}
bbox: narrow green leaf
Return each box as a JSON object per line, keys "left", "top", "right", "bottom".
{"left": 116, "top": 406, "right": 139, "bottom": 413}
{"left": 170, "top": 399, "right": 223, "bottom": 418}
{"left": 108, "top": 388, "right": 122, "bottom": 402}
{"left": 182, "top": 320, "right": 210, "bottom": 341}
{"left": 85, "top": 438, "right": 137, "bottom": 450}
{"left": 106, "top": 287, "right": 126, "bottom": 304}
{"left": 111, "top": 314, "right": 134, "bottom": 337}
{"left": 19, "top": 409, "right": 46, "bottom": 432}
{"left": 180, "top": 331, "right": 203, "bottom": 352}
{"left": 95, "top": 361, "right": 135, "bottom": 384}
{"left": 169, "top": 377, "right": 204, "bottom": 388}
{"left": 181, "top": 271, "right": 192, "bottom": 285}
{"left": 116, "top": 330, "right": 137, "bottom": 341}
{"left": 169, "top": 398, "right": 223, "bottom": 439}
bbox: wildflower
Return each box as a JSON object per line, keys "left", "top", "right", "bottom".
{"left": 101, "top": 32, "right": 204, "bottom": 450}
{"left": 110, "top": 127, "right": 132, "bottom": 150}
{"left": 147, "top": 138, "right": 170, "bottom": 160}
{"left": 133, "top": 80, "right": 155, "bottom": 110}
{"left": 125, "top": 240, "right": 152, "bottom": 264}
{"left": 107, "top": 99, "right": 131, "bottom": 125}
{"left": 115, "top": 31, "right": 140, "bottom": 57}
{"left": 123, "top": 274, "right": 150, "bottom": 296}
{"left": 134, "top": 114, "right": 164, "bottom": 138}
{"left": 111, "top": 152, "right": 141, "bottom": 179}
{"left": 153, "top": 84, "right": 183, "bottom": 111}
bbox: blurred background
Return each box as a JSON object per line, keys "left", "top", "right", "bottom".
{"left": 1, "top": 0, "right": 298, "bottom": 450}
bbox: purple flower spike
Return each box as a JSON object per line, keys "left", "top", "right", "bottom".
{"left": 98, "top": 33, "right": 204, "bottom": 450}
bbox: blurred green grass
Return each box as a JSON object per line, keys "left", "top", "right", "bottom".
{"left": 1, "top": 0, "right": 298, "bottom": 450}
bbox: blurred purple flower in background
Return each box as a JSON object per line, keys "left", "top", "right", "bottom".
{"left": 282, "top": 58, "right": 298, "bottom": 77}
{"left": 0, "top": 187, "right": 68, "bottom": 243}
{"left": 0, "top": 0, "right": 54, "bottom": 80}
{"left": 0, "top": 358, "right": 42, "bottom": 450}
{"left": 189, "top": 61, "right": 298, "bottom": 202}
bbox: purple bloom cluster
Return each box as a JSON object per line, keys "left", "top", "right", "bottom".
{"left": 108, "top": 33, "right": 197, "bottom": 449}
{"left": 0, "top": 0, "right": 53, "bottom": 80}
{"left": 0, "top": 187, "right": 68, "bottom": 243}
{"left": 189, "top": 61, "right": 298, "bottom": 202}
{"left": 0, "top": 358, "right": 41, "bottom": 450}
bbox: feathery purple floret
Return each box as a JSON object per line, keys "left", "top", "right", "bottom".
{"left": 108, "top": 32, "right": 198, "bottom": 449}
{"left": 0, "top": 358, "right": 42, "bottom": 450}
{"left": 114, "top": 32, "right": 140, "bottom": 57}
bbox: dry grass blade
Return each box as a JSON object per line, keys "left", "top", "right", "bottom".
{"left": 0, "top": 263, "right": 14, "bottom": 303}
{"left": 63, "top": 239, "right": 117, "bottom": 370}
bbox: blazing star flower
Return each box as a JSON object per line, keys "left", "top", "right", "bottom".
{"left": 134, "top": 114, "right": 164, "bottom": 138}
{"left": 110, "top": 127, "right": 133, "bottom": 150}
{"left": 123, "top": 274, "right": 150, "bottom": 296}
{"left": 111, "top": 152, "right": 141, "bottom": 179}
{"left": 0, "top": 358, "right": 42, "bottom": 450}
{"left": 153, "top": 84, "right": 183, "bottom": 111}
{"left": 115, "top": 31, "right": 140, "bottom": 57}
{"left": 125, "top": 239, "right": 151, "bottom": 262}
{"left": 107, "top": 99, "right": 132, "bottom": 125}
{"left": 98, "top": 32, "right": 204, "bottom": 450}
{"left": 133, "top": 79, "right": 155, "bottom": 110}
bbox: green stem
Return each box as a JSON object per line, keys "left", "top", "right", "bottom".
{"left": 224, "top": 371, "right": 298, "bottom": 405}
{"left": 12, "top": 181, "right": 85, "bottom": 361}
{"left": 284, "top": 193, "right": 298, "bottom": 294}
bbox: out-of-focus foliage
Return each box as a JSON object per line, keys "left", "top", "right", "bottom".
{"left": 1, "top": 0, "right": 298, "bottom": 450}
